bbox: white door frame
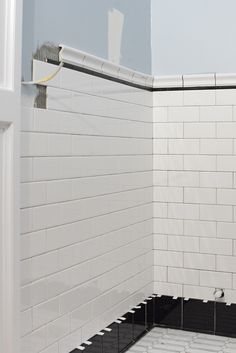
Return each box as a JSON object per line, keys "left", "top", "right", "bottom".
{"left": 0, "top": 1, "right": 22, "bottom": 353}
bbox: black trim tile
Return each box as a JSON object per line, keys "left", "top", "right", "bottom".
{"left": 82, "top": 334, "right": 103, "bottom": 353}
{"left": 118, "top": 312, "right": 133, "bottom": 352}
{"left": 183, "top": 299, "right": 214, "bottom": 333}
{"left": 133, "top": 303, "right": 146, "bottom": 340}
{"left": 154, "top": 296, "right": 182, "bottom": 328}
{"left": 216, "top": 302, "right": 236, "bottom": 338}
{"left": 146, "top": 297, "right": 155, "bottom": 329}
{"left": 102, "top": 323, "right": 119, "bottom": 353}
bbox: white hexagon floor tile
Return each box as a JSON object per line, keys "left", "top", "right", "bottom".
{"left": 127, "top": 327, "right": 236, "bottom": 353}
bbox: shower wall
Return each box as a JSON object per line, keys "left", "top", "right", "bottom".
{"left": 20, "top": 61, "right": 153, "bottom": 353}
{"left": 153, "top": 89, "right": 236, "bottom": 303}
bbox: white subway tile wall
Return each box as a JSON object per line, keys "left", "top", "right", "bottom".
{"left": 20, "top": 61, "right": 153, "bottom": 353}
{"left": 153, "top": 89, "right": 236, "bottom": 301}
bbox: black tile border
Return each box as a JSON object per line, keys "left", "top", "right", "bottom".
{"left": 70, "top": 295, "right": 236, "bottom": 352}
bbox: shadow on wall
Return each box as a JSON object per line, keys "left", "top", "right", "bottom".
{"left": 22, "top": 0, "right": 151, "bottom": 80}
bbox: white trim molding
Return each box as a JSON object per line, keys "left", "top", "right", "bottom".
{"left": 59, "top": 45, "right": 236, "bottom": 89}
{"left": 0, "top": 0, "right": 22, "bottom": 353}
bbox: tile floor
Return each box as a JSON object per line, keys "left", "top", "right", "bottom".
{"left": 127, "top": 327, "right": 236, "bottom": 353}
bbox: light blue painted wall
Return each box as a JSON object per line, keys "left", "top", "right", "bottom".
{"left": 22, "top": 0, "right": 152, "bottom": 80}
{"left": 151, "top": 0, "right": 236, "bottom": 76}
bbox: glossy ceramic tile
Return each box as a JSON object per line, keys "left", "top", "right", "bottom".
{"left": 133, "top": 303, "right": 146, "bottom": 340}
{"left": 216, "top": 302, "right": 236, "bottom": 338}
{"left": 154, "top": 296, "right": 182, "bottom": 328}
{"left": 183, "top": 299, "right": 214, "bottom": 333}
{"left": 118, "top": 312, "right": 133, "bottom": 352}
{"left": 21, "top": 61, "right": 153, "bottom": 353}
{"left": 102, "top": 323, "right": 119, "bottom": 353}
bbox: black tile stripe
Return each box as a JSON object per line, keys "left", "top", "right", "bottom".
{"left": 69, "top": 295, "right": 236, "bottom": 353}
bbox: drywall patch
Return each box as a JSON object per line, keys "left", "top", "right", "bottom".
{"left": 33, "top": 42, "right": 60, "bottom": 63}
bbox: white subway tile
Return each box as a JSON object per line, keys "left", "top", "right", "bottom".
{"left": 40, "top": 343, "right": 58, "bottom": 353}
{"left": 154, "top": 234, "right": 168, "bottom": 250}
{"left": 169, "top": 139, "right": 199, "bottom": 154}
{"left": 154, "top": 123, "right": 183, "bottom": 138}
{"left": 217, "top": 189, "right": 236, "bottom": 205}
{"left": 21, "top": 230, "right": 46, "bottom": 260}
{"left": 153, "top": 107, "right": 168, "bottom": 122}
{"left": 184, "top": 253, "right": 215, "bottom": 270}
{"left": 154, "top": 155, "right": 184, "bottom": 171}
{"left": 184, "top": 155, "right": 216, "bottom": 171}
{"left": 31, "top": 252, "right": 58, "bottom": 282}
{"left": 200, "top": 172, "right": 233, "bottom": 188}
{"left": 154, "top": 250, "right": 183, "bottom": 267}
{"left": 200, "top": 205, "right": 233, "bottom": 222}
{"left": 217, "top": 256, "right": 236, "bottom": 272}
{"left": 21, "top": 208, "right": 33, "bottom": 234}
{"left": 200, "top": 106, "right": 233, "bottom": 122}
{"left": 217, "top": 156, "right": 236, "bottom": 171}
{"left": 184, "top": 220, "right": 216, "bottom": 237}
{"left": 200, "top": 271, "right": 232, "bottom": 289}
{"left": 168, "top": 171, "right": 199, "bottom": 187}
{"left": 184, "top": 90, "right": 215, "bottom": 106}
{"left": 217, "top": 222, "right": 236, "bottom": 239}
{"left": 21, "top": 279, "right": 47, "bottom": 311}
{"left": 153, "top": 91, "right": 184, "bottom": 107}
{"left": 183, "top": 285, "right": 214, "bottom": 301}
{"left": 200, "top": 238, "right": 232, "bottom": 255}
{"left": 58, "top": 328, "right": 82, "bottom": 353}
{"left": 33, "top": 298, "right": 59, "bottom": 329}
{"left": 70, "top": 303, "right": 92, "bottom": 332}
{"left": 184, "top": 123, "right": 216, "bottom": 138}
{"left": 21, "top": 132, "right": 48, "bottom": 157}
{"left": 168, "top": 203, "right": 199, "bottom": 220}
{"left": 184, "top": 187, "right": 216, "bottom": 204}
{"left": 21, "top": 309, "right": 33, "bottom": 337}
{"left": 21, "top": 326, "right": 46, "bottom": 353}
{"left": 200, "top": 139, "right": 233, "bottom": 155}
{"left": 154, "top": 282, "right": 183, "bottom": 297}
{"left": 168, "top": 106, "right": 199, "bottom": 122}
{"left": 217, "top": 122, "right": 236, "bottom": 138}
{"left": 46, "top": 315, "right": 70, "bottom": 346}
{"left": 154, "top": 218, "right": 183, "bottom": 235}
{"left": 168, "top": 235, "right": 199, "bottom": 252}
{"left": 154, "top": 266, "right": 167, "bottom": 282}
{"left": 168, "top": 267, "right": 199, "bottom": 285}
{"left": 33, "top": 204, "right": 61, "bottom": 231}
{"left": 154, "top": 186, "right": 183, "bottom": 203}
{"left": 216, "top": 89, "right": 236, "bottom": 105}
{"left": 21, "top": 158, "right": 33, "bottom": 182}
{"left": 153, "top": 171, "right": 168, "bottom": 186}
{"left": 21, "top": 107, "right": 34, "bottom": 131}
{"left": 21, "top": 182, "right": 47, "bottom": 208}
{"left": 153, "top": 203, "right": 168, "bottom": 218}
{"left": 153, "top": 139, "right": 168, "bottom": 154}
